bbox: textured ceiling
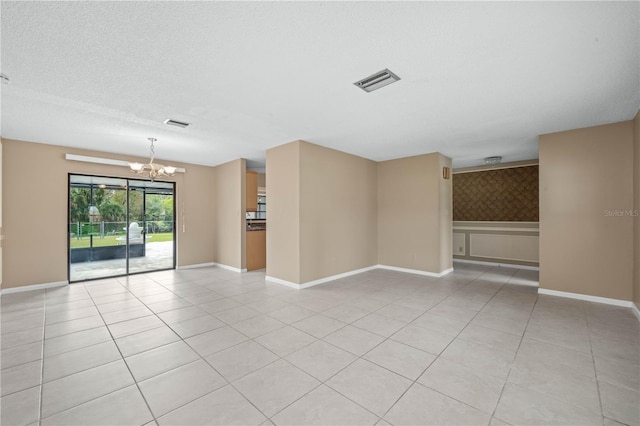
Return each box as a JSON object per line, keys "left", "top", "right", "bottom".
{"left": 1, "top": 2, "right": 638, "bottom": 169}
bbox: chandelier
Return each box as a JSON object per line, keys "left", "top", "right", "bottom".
{"left": 128, "top": 138, "right": 176, "bottom": 181}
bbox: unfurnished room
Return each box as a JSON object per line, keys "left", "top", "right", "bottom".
{"left": 1, "top": 2, "right": 639, "bottom": 426}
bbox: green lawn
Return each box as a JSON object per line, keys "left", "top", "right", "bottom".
{"left": 70, "top": 232, "right": 174, "bottom": 249}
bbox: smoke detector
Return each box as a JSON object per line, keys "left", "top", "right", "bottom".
{"left": 354, "top": 68, "right": 401, "bottom": 93}
{"left": 163, "top": 119, "right": 190, "bottom": 128}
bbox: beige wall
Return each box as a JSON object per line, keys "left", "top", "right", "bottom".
{"left": 267, "top": 141, "right": 378, "bottom": 284}
{"left": 539, "top": 122, "right": 634, "bottom": 300}
{"left": 266, "top": 141, "right": 301, "bottom": 283}
{"left": 299, "top": 141, "right": 378, "bottom": 283}
{"left": 438, "top": 154, "right": 453, "bottom": 272}
{"left": 378, "top": 153, "right": 453, "bottom": 274}
{"left": 1, "top": 138, "right": 216, "bottom": 290}
{"left": 634, "top": 111, "right": 640, "bottom": 309}
{"left": 212, "top": 159, "right": 246, "bottom": 271}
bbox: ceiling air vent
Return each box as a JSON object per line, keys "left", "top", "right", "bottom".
{"left": 163, "top": 119, "right": 190, "bottom": 128}
{"left": 354, "top": 68, "right": 401, "bottom": 93}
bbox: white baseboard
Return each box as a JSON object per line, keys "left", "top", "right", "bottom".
{"left": 632, "top": 303, "right": 640, "bottom": 322}
{"left": 453, "top": 258, "right": 539, "bottom": 271}
{"left": 177, "top": 262, "right": 216, "bottom": 270}
{"left": 538, "top": 288, "right": 636, "bottom": 311}
{"left": 1, "top": 280, "right": 68, "bottom": 296}
{"left": 178, "top": 262, "right": 247, "bottom": 273}
{"left": 266, "top": 265, "right": 379, "bottom": 289}
{"left": 214, "top": 263, "right": 247, "bottom": 273}
{"left": 266, "top": 264, "right": 455, "bottom": 289}
{"left": 377, "top": 264, "right": 454, "bottom": 278}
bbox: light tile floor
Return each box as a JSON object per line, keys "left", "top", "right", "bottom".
{"left": 1, "top": 262, "right": 639, "bottom": 426}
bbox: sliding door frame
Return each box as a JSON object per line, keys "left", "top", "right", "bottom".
{"left": 67, "top": 173, "right": 176, "bottom": 283}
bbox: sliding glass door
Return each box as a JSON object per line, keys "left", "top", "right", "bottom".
{"left": 68, "top": 174, "right": 175, "bottom": 282}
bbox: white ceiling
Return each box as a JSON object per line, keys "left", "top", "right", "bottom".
{"left": 1, "top": 1, "right": 638, "bottom": 169}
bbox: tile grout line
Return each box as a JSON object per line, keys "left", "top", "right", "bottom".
{"left": 584, "top": 302, "right": 607, "bottom": 424}
{"left": 116, "top": 272, "right": 277, "bottom": 424}
{"left": 373, "top": 271, "right": 516, "bottom": 423}
{"left": 488, "top": 284, "right": 539, "bottom": 423}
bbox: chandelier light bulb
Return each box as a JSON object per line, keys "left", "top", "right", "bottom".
{"left": 128, "top": 138, "right": 176, "bottom": 181}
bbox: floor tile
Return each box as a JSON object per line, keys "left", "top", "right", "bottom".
{"left": 375, "top": 303, "right": 425, "bottom": 323}
{"left": 495, "top": 383, "right": 602, "bottom": 425}
{"left": 524, "top": 322, "right": 591, "bottom": 353}
{"left": 245, "top": 297, "right": 290, "bottom": 314}
{"left": 157, "top": 306, "right": 207, "bottom": 325}
{"left": 594, "top": 354, "right": 640, "bottom": 391}
{"left": 44, "top": 327, "right": 112, "bottom": 357}
{"left": 255, "top": 326, "right": 317, "bottom": 357}
{"left": 233, "top": 359, "right": 320, "bottom": 417}
{"left": 440, "top": 338, "right": 514, "bottom": 380}
{"left": 45, "top": 306, "right": 99, "bottom": 325}
{"left": 385, "top": 383, "right": 491, "bottom": 425}
{"left": 346, "top": 296, "right": 390, "bottom": 312}
{"left": 101, "top": 306, "right": 153, "bottom": 325}
{"left": 231, "top": 315, "right": 285, "bottom": 338}
{"left": 272, "top": 384, "right": 379, "bottom": 425}
{"left": 169, "top": 314, "right": 225, "bottom": 338}
{"left": 515, "top": 338, "right": 595, "bottom": 379}
{"left": 599, "top": 381, "right": 640, "bottom": 426}
{"left": 419, "top": 357, "right": 504, "bottom": 414}
{"left": 184, "top": 291, "right": 225, "bottom": 305}
{"left": 292, "top": 314, "right": 347, "bottom": 338}
{"left": 470, "top": 311, "right": 528, "bottom": 336}
{"left": 327, "top": 359, "right": 411, "bottom": 417}
{"left": 126, "top": 340, "right": 200, "bottom": 382}
{"left": 147, "top": 298, "right": 194, "bottom": 314}
{"left": 364, "top": 339, "right": 435, "bottom": 380}
{"left": 139, "top": 359, "right": 226, "bottom": 418}
{"left": 268, "top": 305, "right": 317, "bottom": 324}
{"left": 185, "top": 326, "right": 248, "bottom": 357}
{"left": 591, "top": 334, "right": 640, "bottom": 364}
{"left": 198, "top": 298, "right": 242, "bottom": 314}
{"left": 410, "top": 312, "right": 468, "bottom": 336}
{"left": 95, "top": 298, "right": 145, "bottom": 314}
{"left": 157, "top": 385, "right": 266, "bottom": 426}
{"left": 285, "top": 340, "right": 358, "bottom": 381}
{"left": 0, "top": 385, "right": 41, "bottom": 426}
{"left": 428, "top": 302, "right": 480, "bottom": 323}
{"left": 41, "top": 359, "right": 134, "bottom": 418}
{"left": 108, "top": 315, "right": 165, "bottom": 339}
{"left": 322, "top": 304, "right": 371, "bottom": 324}
{"left": 0, "top": 360, "right": 42, "bottom": 397}
{"left": 351, "top": 313, "right": 405, "bottom": 338}
{"left": 390, "top": 324, "right": 455, "bottom": 356}
{"left": 40, "top": 385, "right": 153, "bottom": 426}
{"left": 1, "top": 327, "right": 44, "bottom": 350}
{"left": 509, "top": 357, "right": 600, "bottom": 414}
{"left": 1, "top": 341, "right": 43, "bottom": 369}
{"left": 458, "top": 324, "right": 521, "bottom": 354}
{"left": 324, "top": 325, "right": 384, "bottom": 356}
{"left": 115, "top": 326, "right": 181, "bottom": 358}
{"left": 43, "top": 340, "right": 121, "bottom": 383}
{"left": 214, "top": 306, "right": 262, "bottom": 324}
{"left": 205, "top": 340, "right": 279, "bottom": 382}
{"left": 44, "top": 315, "right": 105, "bottom": 339}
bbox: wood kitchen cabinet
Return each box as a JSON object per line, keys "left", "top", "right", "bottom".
{"left": 246, "top": 230, "right": 266, "bottom": 270}
{"left": 246, "top": 171, "right": 258, "bottom": 212}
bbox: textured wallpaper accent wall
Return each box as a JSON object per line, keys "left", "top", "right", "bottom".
{"left": 453, "top": 165, "right": 539, "bottom": 221}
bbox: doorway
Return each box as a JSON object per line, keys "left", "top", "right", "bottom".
{"left": 68, "top": 174, "right": 176, "bottom": 282}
